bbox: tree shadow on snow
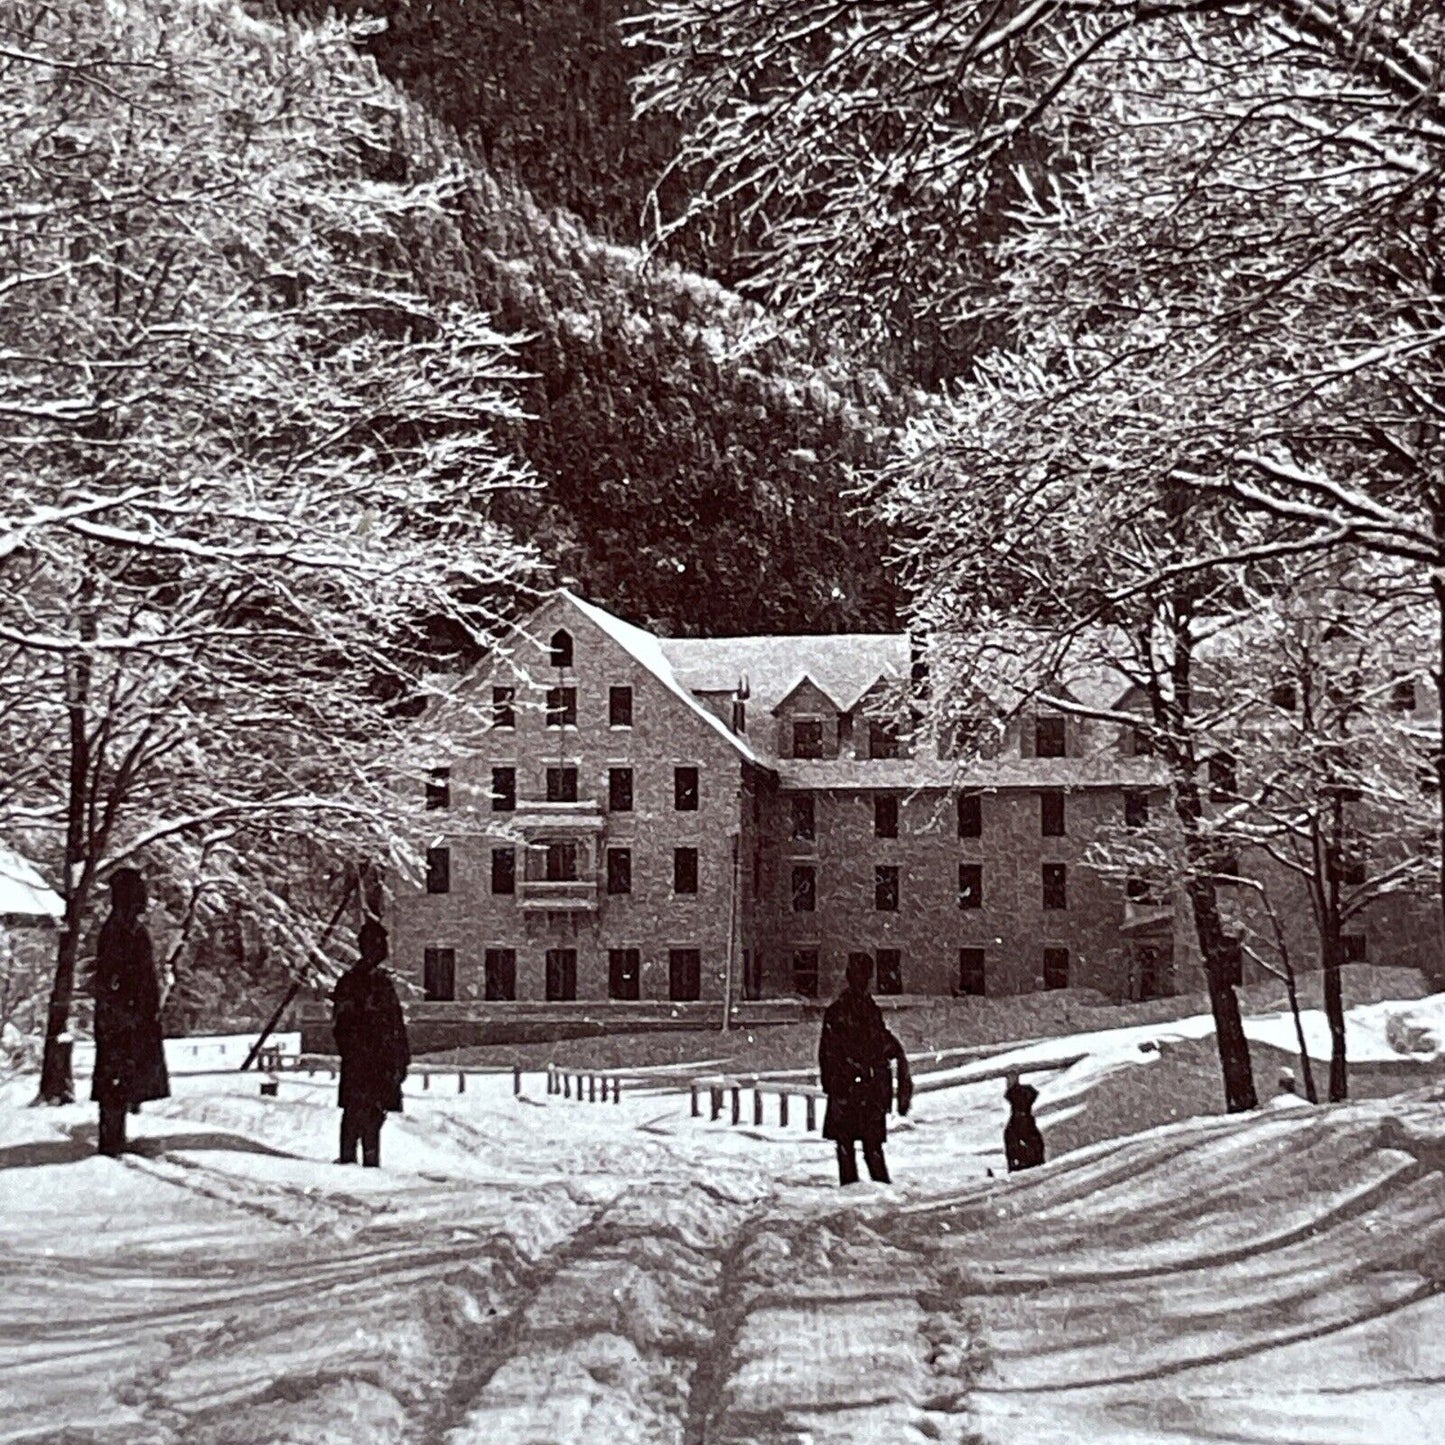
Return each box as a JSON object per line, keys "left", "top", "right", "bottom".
{"left": 0, "top": 1126, "right": 300, "bottom": 1169}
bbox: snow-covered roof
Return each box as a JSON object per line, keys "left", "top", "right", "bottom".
{"left": 560, "top": 591, "right": 769, "bottom": 767}
{"left": 0, "top": 844, "right": 63, "bottom": 921}
{"left": 659, "top": 632, "right": 910, "bottom": 715}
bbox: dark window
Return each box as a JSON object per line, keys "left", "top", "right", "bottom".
{"left": 545, "top": 948, "right": 577, "bottom": 1002}
{"left": 1035, "top": 715, "right": 1066, "bottom": 758}
{"left": 1131, "top": 722, "right": 1154, "bottom": 757}
{"left": 545, "top": 686, "right": 577, "bottom": 728}
{"left": 1208, "top": 753, "right": 1237, "bottom": 802}
{"left": 1126, "top": 875, "right": 1152, "bottom": 902}
{"left": 423, "top": 947, "right": 455, "bottom": 1002}
{"left": 549, "top": 628, "right": 573, "bottom": 668}
{"left": 669, "top": 948, "right": 701, "bottom": 1002}
{"left": 1391, "top": 678, "right": 1417, "bottom": 713}
{"left": 1125, "top": 790, "right": 1149, "bottom": 829}
{"left": 958, "top": 863, "right": 983, "bottom": 910}
{"left": 1220, "top": 938, "right": 1244, "bottom": 988}
{"left": 545, "top": 840, "right": 578, "bottom": 881}
{"left": 674, "top": 846, "right": 699, "bottom": 895}
{"left": 868, "top": 720, "right": 900, "bottom": 760}
{"left": 791, "top": 865, "right": 816, "bottom": 912}
{"left": 876, "top": 948, "right": 902, "bottom": 995}
{"left": 608, "top": 767, "right": 633, "bottom": 812}
{"left": 1270, "top": 681, "right": 1297, "bottom": 710}
{"left": 874, "top": 795, "right": 899, "bottom": 838}
{"left": 491, "top": 847, "right": 515, "bottom": 895}
{"left": 792, "top": 948, "right": 819, "bottom": 998}
{"left": 608, "top": 948, "right": 640, "bottom": 1000}
{"left": 546, "top": 766, "right": 578, "bottom": 803}
{"left": 1043, "top": 947, "right": 1070, "bottom": 990}
{"left": 606, "top": 847, "right": 632, "bottom": 896}
{"left": 492, "top": 686, "right": 516, "bottom": 729}
{"left": 875, "top": 865, "right": 900, "bottom": 912}
{"left": 484, "top": 948, "right": 516, "bottom": 1001}
{"left": 491, "top": 766, "right": 516, "bottom": 812}
{"left": 1343, "top": 933, "right": 1367, "bottom": 963}
{"left": 425, "top": 846, "right": 450, "bottom": 895}
{"left": 1040, "top": 790, "right": 1066, "bottom": 837}
{"left": 609, "top": 685, "right": 633, "bottom": 727}
{"left": 791, "top": 718, "right": 825, "bottom": 759}
{"left": 1136, "top": 944, "right": 1162, "bottom": 1001}
{"left": 1042, "top": 863, "right": 1068, "bottom": 910}
{"left": 958, "top": 947, "right": 986, "bottom": 997}
{"left": 426, "top": 767, "right": 451, "bottom": 810}
{"left": 743, "top": 949, "right": 763, "bottom": 1001}
{"left": 674, "top": 766, "right": 699, "bottom": 811}
{"left": 791, "top": 794, "right": 816, "bottom": 842}
{"left": 957, "top": 793, "right": 982, "bottom": 838}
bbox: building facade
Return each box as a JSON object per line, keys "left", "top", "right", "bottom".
{"left": 390, "top": 591, "right": 1440, "bottom": 1030}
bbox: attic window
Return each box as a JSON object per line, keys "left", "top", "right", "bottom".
{"left": 1035, "top": 715, "right": 1066, "bottom": 758}
{"left": 868, "top": 720, "right": 900, "bottom": 760}
{"left": 791, "top": 718, "right": 825, "bottom": 759}
{"left": 549, "top": 629, "right": 573, "bottom": 668}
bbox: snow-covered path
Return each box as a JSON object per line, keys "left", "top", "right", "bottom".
{"left": 2, "top": 1015, "right": 1443, "bottom": 1444}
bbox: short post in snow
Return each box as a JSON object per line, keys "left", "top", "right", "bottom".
{"left": 423, "top": 1070, "right": 430, "bottom": 1091}
{"left": 753, "top": 1089, "right": 763, "bottom": 1127}
{"left": 513, "top": 1063, "right": 522, "bottom": 1096}
{"left": 690, "top": 1083, "right": 699, "bottom": 1117}
{"left": 458, "top": 1071, "right": 466, "bottom": 1094}
{"left": 588, "top": 1075, "right": 597, "bottom": 1104}
{"left": 779, "top": 1093, "right": 789, "bottom": 1128}
{"left": 710, "top": 1086, "right": 722, "bottom": 1122}
{"left": 731, "top": 1086, "right": 741, "bottom": 1126}
{"left": 564, "top": 1072, "right": 571, "bottom": 1099}
{"left": 806, "top": 1095, "right": 817, "bottom": 1132}
{"left": 612, "top": 1077, "right": 622, "bottom": 1104}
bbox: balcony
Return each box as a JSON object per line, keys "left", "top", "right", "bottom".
{"left": 512, "top": 800, "right": 607, "bottom": 838}
{"left": 518, "top": 877, "right": 598, "bottom": 911}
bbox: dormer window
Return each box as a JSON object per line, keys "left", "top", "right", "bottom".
{"left": 1035, "top": 715, "right": 1066, "bottom": 758}
{"left": 549, "top": 628, "right": 573, "bottom": 668}
{"left": 791, "top": 718, "right": 825, "bottom": 759}
{"left": 868, "top": 720, "right": 900, "bottom": 760}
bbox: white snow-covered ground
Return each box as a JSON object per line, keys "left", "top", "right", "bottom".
{"left": 2, "top": 1002, "right": 1443, "bottom": 1444}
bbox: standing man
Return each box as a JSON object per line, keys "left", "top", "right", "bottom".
{"left": 91, "top": 867, "right": 169, "bottom": 1156}
{"left": 819, "top": 953, "right": 911, "bottom": 1186}
{"left": 332, "top": 917, "right": 409, "bottom": 1167}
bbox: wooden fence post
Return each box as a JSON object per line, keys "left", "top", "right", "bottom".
{"left": 588, "top": 1075, "right": 597, "bottom": 1103}
{"left": 458, "top": 1071, "right": 466, "bottom": 1094}
{"left": 690, "top": 1084, "right": 699, "bottom": 1117}
{"left": 806, "top": 1095, "right": 816, "bottom": 1132}
{"left": 779, "top": 1093, "right": 789, "bottom": 1128}
{"left": 564, "top": 1073, "right": 571, "bottom": 1099}
{"left": 423, "top": 1070, "right": 430, "bottom": 1091}
{"left": 731, "top": 1086, "right": 740, "bottom": 1126}
{"left": 613, "top": 1077, "right": 621, "bottom": 1103}
{"left": 710, "top": 1086, "right": 722, "bottom": 1122}
{"left": 753, "top": 1089, "right": 763, "bottom": 1126}
{"left": 513, "top": 1063, "right": 522, "bottom": 1096}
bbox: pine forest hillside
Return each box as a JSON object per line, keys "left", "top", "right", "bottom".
{"left": 271, "top": 0, "right": 912, "bottom": 638}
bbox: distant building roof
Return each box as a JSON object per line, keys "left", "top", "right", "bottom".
{"left": 660, "top": 632, "right": 910, "bottom": 714}
{"left": 561, "top": 591, "right": 768, "bottom": 767}
{"left": 0, "top": 845, "right": 63, "bottom": 922}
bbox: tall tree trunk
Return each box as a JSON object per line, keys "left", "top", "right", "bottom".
{"left": 1185, "top": 871, "right": 1259, "bottom": 1111}
{"left": 38, "top": 592, "right": 96, "bottom": 1104}
{"left": 1321, "top": 925, "right": 1347, "bottom": 1102}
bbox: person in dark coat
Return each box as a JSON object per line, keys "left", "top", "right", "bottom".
{"left": 1003, "top": 1073, "right": 1045, "bottom": 1173}
{"left": 819, "top": 954, "right": 911, "bottom": 1186}
{"left": 91, "top": 867, "right": 170, "bottom": 1156}
{"left": 331, "top": 918, "right": 409, "bottom": 1167}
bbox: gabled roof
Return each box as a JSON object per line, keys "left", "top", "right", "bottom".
{"left": 560, "top": 591, "right": 767, "bottom": 767}
{"left": 0, "top": 844, "right": 63, "bottom": 921}
{"left": 660, "top": 633, "right": 910, "bottom": 715}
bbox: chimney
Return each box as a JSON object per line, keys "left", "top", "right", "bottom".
{"left": 732, "top": 672, "right": 750, "bottom": 734}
